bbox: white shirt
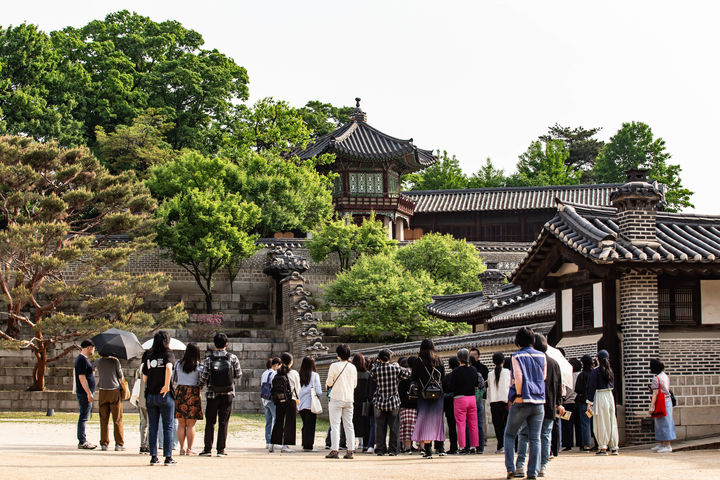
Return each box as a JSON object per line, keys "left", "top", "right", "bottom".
{"left": 487, "top": 368, "right": 512, "bottom": 403}
{"left": 326, "top": 360, "right": 357, "bottom": 403}
{"left": 287, "top": 369, "right": 302, "bottom": 401}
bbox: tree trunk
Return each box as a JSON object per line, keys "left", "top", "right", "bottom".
{"left": 6, "top": 319, "right": 19, "bottom": 340}
{"left": 204, "top": 291, "right": 213, "bottom": 314}
{"left": 28, "top": 346, "right": 47, "bottom": 391}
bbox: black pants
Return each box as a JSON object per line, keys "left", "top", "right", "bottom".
{"left": 551, "top": 417, "right": 561, "bottom": 456}
{"left": 490, "top": 401, "right": 508, "bottom": 450}
{"left": 374, "top": 408, "right": 400, "bottom": 454}
{"left": 271, "top": 401, "right": 296, "bottom": 446}
{"left": 561, "top": 403, "right": 576, "bottom": 448}
{"left": 204, "top": 394, "right": 233, "bottom": 452}
{"left": 299, "top": 409, "right": 316, "bottom": 450}
{"left": 443, "top": 396, "right": 458, "bottom": 452}
{"left": 325, "top": 426, "right": 346, "bottom": 449}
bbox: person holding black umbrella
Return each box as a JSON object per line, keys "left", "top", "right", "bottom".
{"left": 142, "top": 330, "right": 177, "bottom": 466}
{"left": 96, "top": 353, "right": 125, "bottom": 451}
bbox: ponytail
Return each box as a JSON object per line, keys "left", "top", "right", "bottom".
{"left": 492, "top": 352, "right": 504, "bottom": 387}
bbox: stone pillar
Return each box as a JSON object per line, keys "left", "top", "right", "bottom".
{"left": 281, "top": 273, "right": 328, "bottom": 360}
{"left": 395, "top": 218, "right": 405, "bottom": 241}
{"left": 619, "top": 270, "right": 659, "bottom": 444}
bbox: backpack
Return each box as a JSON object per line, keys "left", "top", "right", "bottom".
{"left": 260, "top": 371, "right": 273, "bottom": 401}
{"left": 271, "top": 373, "right": 291, "bottom": 405}
{"left": 421, "top": 364, "right": 443, "bottom": 400}
{"left": 209, "top": 353, "right": 234, "bottom": 394}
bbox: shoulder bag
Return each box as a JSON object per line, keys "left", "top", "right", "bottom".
{"left": 120, "top": 377, "right": 131, "bottom": 401}
{"left": 310, "top": 374, "right": 323, "bottom": 414}
{"left": 650, "top": 376, "right": 668, "bottom": 418}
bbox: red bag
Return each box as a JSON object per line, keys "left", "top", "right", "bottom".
{"left": 651, "top": 376, "right": 667, "bottom": 418}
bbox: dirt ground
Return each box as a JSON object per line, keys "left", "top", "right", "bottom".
{"left": 0, "top": 416, "right": 718, "bottom": 480}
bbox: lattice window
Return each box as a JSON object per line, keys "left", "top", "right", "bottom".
{"left": 388, "top": 174, "right": 399, "bottom": 197}
{"left": 573, "top": 287, "right": 594, "bottom": 330}
{"left": 659, "top": 284, "right": 698, "bottom": 326}
{"left": 349, "top": 173, "right": 357, "bottom": 194}
{"left": 332, "top": 176, "right": 343, "bottom": 196}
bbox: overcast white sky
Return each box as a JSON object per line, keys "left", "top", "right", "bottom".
{"left": 4, "top": 1, "right": 720, "bottom": 212}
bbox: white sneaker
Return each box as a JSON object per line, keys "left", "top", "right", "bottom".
{"left": 651, "top": 444, "right": 661, "bottom": 451}
{"left": 280, "top": 446, "right": 295, "bottom": 453}
{"left": 266, "top": 443, "right": 271, "bottom": 450}
{"left": 365, "top": 447, "right": 374, "bottom": 454}
{"left": 656, "top": 446, "right": 672, "bottom": 453}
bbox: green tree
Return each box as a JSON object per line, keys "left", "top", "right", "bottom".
{"left": 468, "top": 158, "right": 507, "bottom": 188}
{"left": 323, "top": 252, "right": 457, "bottom": 340}
{"left": 0, "top": 23, "right": 87, "bottom": 145}
{"left": 0, "top": 136, "right": 185, "bottom": 390}
{"left": 510, "top": 139, "right": 581, "bottom": 186}
{"left": 225, "top": 97, "right": 311, "bottom": 154}
{"left": 405, "top": 150, "right": 468, "bottom": 190}
{"left": 154, "top": 188, "right": 261, "bottom": 313}
{"left": 395, "top": 233, "right": 484, "bottom": 294}
{"left": 540, "top": 124, "right": 604, "bottom": 181}
{"left": 95, "top": 109, "right": 175, "bottom": 175}
{"left": 298, "top": 100, "right": 354, "bottom": 138}
{"left": 52, "top": 10, "right": 249, "bottom": 151}
{"left": 308, "top": 213, "right": 396, "bottom": 271}
{"left": 594, "top": 121, "right": 693, "bottom": 211}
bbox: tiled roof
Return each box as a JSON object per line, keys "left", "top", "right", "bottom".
{"left": 489, "top": 294, "right": 556, "bottom": 324}
{"left": 512, "top": 200, "right": 720, "bottom": 283}
{"left": 425, "top": 284, "right": 547, "bottom": 320}
{"left": 404, "top": 184, "right": 621, "bottom": 213}
{"left": 293, "top": 116, "right": 436, "bottom": 172}
{"left": 314, "top": 321, "right": 555, "bottom": 365}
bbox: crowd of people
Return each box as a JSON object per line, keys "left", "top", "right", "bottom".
{"left": 73, "top": 327, "right": 676, "bottom": 475}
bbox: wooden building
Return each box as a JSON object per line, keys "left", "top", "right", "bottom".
{"left": 510, "top": 169, "right": 720, "bottom": 444}
{"left": 294, "top": 98, "right": 436, "bottom": 240}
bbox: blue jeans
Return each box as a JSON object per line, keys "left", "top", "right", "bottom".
{"left": 579, "top": 404, "right": 591, "bottom": 447}
{"left": 76, "top": 393, "right": 92, "bottom": 444}
{"left": 264, "top": 402, "right": 276, "bottom": 444}
{"left": 477, "top": 398, "right": 485, "bottom": 452}
{"left": 517, "top": 417, "right": 554, "bottom": 470}
{"left": 158, "top": 417, "right": 178, "bottom": 449}
{"left": 147, "top": 393, "right": 175, "bottom": 458}
{"left": 504, "top": 403, "right": 544, "bottom": 477}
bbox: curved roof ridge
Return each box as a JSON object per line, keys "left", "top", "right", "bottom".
{"left": 429, "top": 291, "right": 484, "bottom": 301}
{"left": 556, "top": 201, "right": 617, "bottom": 244}
{"left": 658, "top": 211, "right": 720, "bottom": 223}
{"left": 405, "top": 183, "right": 622, "bottom": 195}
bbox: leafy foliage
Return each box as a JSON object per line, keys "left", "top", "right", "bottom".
{"left": 323, "top": 252, "right": 457, "bottom": 340}
{"left": 405, "top": 150, "right": 468, "bottom": 190}
{"left": 468, "top": 158, "right": 507, "bottom": 188}
{"left": 509, "top": 139, "right": 581, "bottom": 186}
{"left": 0, "top": 136, "right": 185, "bottom": 390}
{"left": 95, "top": 109, "right": 175, "bottom": 175}
{"left": 395, "top": 233, "right": 484, "bottom": 294}
{"left": 594, "top": 121, "right": 693, "bottom": 211}
{"left": 308, "top": 213, "right": 396, "bottom": 271}
{"left": 298, "top": 101, "right": 354, "bottom": 138}
{"left": 539, "top": 124, "right": 604, "bottom": 181}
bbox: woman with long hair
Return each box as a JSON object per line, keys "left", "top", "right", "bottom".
{"left": 270, "top": 352, "right": 301, "bottom": 453}
{"left": 648, "top": 358, "right": 675, "bottom": 453}
{"left": 487, "top": 352, "right": 511, "bottom": 454}
{"left": 410, "top": 339, "right": 446, "bottom": 459}
{"left": 451, "top": 349, "right": 479, "bottom": 454}
{"left": 173, "top": 342, "right": 203, "bottom": 455}
{"left": 141, "top": 330, "right": 177, "bottom": 466}
{"left": 352, "top": 353, "right": 371, "bottom": 451}
{"left": 298, "top": 356, "right": 322, "bottom": 451}
{"left": 586, "top": 350, "right": 619, "bottom": 455}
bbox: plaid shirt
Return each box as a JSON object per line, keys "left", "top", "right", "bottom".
{"left": 199, "top": 350, "right": 242, "bottom": 399}
{"left": 370, "top": 362, "right": 411, "bottom": 411}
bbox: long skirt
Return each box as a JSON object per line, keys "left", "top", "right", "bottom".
{"left": 412, "top": 397, "right": 445, "bottom": 442}
{"left": 654, "top": 397, "right": 676, "bottom": 442}
{"left": 399, "top": 407, "right": 417, "bottom": 443}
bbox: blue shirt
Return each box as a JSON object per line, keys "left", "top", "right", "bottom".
{"left": 75, "top": 354, "right": 95, "bottom": 394}
{"left": 586, "top": 367, "right": 614, "bottom": 403}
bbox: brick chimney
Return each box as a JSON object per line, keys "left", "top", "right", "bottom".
{"left": 479, "top": 269, "right": 505, "bottom": 298}
{"left": 610, "top": 169, "right": 663, "bottom": 246}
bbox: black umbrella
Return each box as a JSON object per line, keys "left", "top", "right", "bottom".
{"left": 91, "top": 328, "right": 144, "bottom": 360}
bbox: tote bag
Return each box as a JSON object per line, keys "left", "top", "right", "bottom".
{"left": 651, "top": 377, "right": 667, "bottom": 418}
{"left": 310, "top": 376, "right": 323, "bottom": 415}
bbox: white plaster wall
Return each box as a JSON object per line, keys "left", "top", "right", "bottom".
{"left": 593, "top": 282, "right": 603, "bottom": 328}
{"left": 700, "top": 280, "right": 720, "bottom": 324}
{"left": 561, "top": 289, "right": 572, "bottom": 332}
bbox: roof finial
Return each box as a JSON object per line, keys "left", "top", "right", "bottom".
{"left": 351, "top": 97, "right": 367, "bottom": 122}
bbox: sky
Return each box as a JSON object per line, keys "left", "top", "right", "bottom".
{"left": 4, "top": 1, "right": 720, "bottom": 213}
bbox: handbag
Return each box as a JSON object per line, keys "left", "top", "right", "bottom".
{"left": 129, "top": 379, "right": 141, "bottom": 407}
{"left": 310, "top": 385, "right": 323, "bottom": 414}
{"left": 651, "top": 376, "right": 667, "bottom": 418}
{"left": 670, "top": 389, "right": 677, "bottom": 407}
{"left": 120, "top": 377, "right": 131, "bottom": 401}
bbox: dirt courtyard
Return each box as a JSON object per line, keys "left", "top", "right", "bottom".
{"left": 0, "top": 416, "right": 718, "bottom": 480}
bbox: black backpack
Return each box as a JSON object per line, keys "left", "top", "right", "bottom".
{"left": 209, "top": 353, "right": 234, "bottom": 394}
{"left": 421, "top": 364, "right": 443, "bottom": 400}
{"left": 271, "top": 373, "right": 291, "bottom": 405}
